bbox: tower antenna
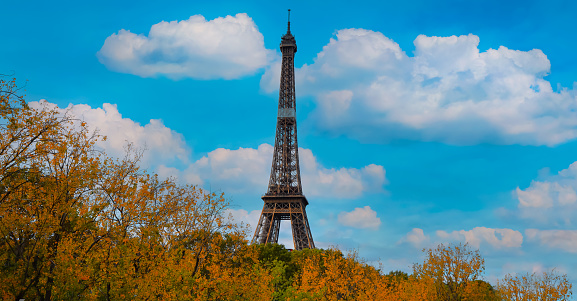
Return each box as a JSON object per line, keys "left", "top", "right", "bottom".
{"left": 287, "top": 9, "right": 291, "bottom": 32}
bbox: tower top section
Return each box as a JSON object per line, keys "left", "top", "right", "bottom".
{"left": 287, "top": 9, "right": 291, "bottom": 33}
{"left": 281, "top": 9, "right": 296, "bottom": 52}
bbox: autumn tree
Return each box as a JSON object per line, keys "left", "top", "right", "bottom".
{"left": 0, "top": 77, "right": 272, "bottom": 300}
{"left": 497, "top": 270, "right": 573, "bottom": 301}
{"left": 285, "top": 248, "right": 391, "bottom": 300}
{"left": 0, "top": 76, "right": 91, "bottom": 300}
{"left": 377, "top": 270, "right": 434, "bottom": 301}
{"left": 412, "top": 243, "right": 498, "bottom": 301}
{"left": 188, "top": 232, "right": 274, "bottom": 300}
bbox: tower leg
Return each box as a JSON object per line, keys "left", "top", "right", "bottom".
{"left": 252, "top": 210, "right": 282, "bottom": 245}
{"left": 290, "top": 206, "right": 315, "bottom": 250}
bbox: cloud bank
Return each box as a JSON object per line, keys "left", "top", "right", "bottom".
{"left": 30, "top": 100, "right": 189, "bottom": 168}
{"left": 98, "top": 13, "right": 272, "bottom": 79}
{"left": 525, "top": 229, "right": 577, "bottom": 253}
{"left": 436, "top": 227, "right": 523, "bottom": 249}
{"left": 401, "top": 227, "right": 523, "bottom": 250}
{"left": 30, "top": 100, "right": 386, "bottom": 202}
{"left": 515, "top": 161, "right": 577, "bottom": 226}
{"left": 98, "top": 14, "right": 577, "bottom": 145}
{"left": 262, "top": 29, "right": 577, "bottom": 145}
{"left": 158, "top": 144, "right": 387, "bottom": 199}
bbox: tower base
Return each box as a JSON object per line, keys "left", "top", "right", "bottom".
{"left": 252, "top": 195, "right": 315, "bottom": 250}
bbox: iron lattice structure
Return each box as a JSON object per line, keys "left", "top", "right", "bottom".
{"left": 252, "top": 12, "right": 315, "bottom": 250}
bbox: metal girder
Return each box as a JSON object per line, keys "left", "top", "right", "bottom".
{"left": 252, "top": 196, "right": 315, "bottom": 250}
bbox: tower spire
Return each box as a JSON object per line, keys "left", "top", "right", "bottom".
{"left": 287, "top": 9, "right": 291, "bottom": 33}
{"left": 252, "top": 12, "right": 315, "bottom": 251}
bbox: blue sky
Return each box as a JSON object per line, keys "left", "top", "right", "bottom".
{"left": 3, "top": 0, "right": 577, "bottom": 286}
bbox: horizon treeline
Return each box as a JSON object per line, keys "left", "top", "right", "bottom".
{"left": 0, "top": 77, "right": 572, "bottom": 300}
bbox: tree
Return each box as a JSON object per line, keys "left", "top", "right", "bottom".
{"left": 252, "top": 243, "right": 298, "bottom": 300}
{"left": 412, "top": 243, "right": 495, "bottom": 301}
{"left": 0, "top": 77, "right": 268, "bottom": 300}
{"left": 463, "top": 280, "right": 501, "bottom": 301}
{"left": 498, "top": 270, "right": 573, "bottom": 301}
{"left": 287, "top": 248, "right": 388, "bottom": 301}
{"left": 390, "top": 275, "right": 436, "bottom": 301}
{"left": 188, "top": 232, "right": 274, "bottom": 300}
{"left": 0, "top": 76, "right": 98, "bottom": 300}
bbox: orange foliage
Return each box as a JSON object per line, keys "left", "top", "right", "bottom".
{"left": 0, "top": 77, "right": 573, "bottom": 300}
{"left": 498, "top": 270, "right": 573, "bottom": 301}
{"left": 413, "top": 243, "right": 488, "bottom": 300}
{"left": 0, "top": 78, "right": 273, "bottom": 300}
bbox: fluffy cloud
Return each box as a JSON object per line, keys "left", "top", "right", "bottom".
{"left": 98, "top": 13, "right": 273, "bottom": 79}
{"left": 401, "top": 227, "right": 523, "bottom": 250}
{"left": 159, "top": 144, "right": 271, "bottom": 192}
{"left": 515, "top": 162, "right": 577, "bottom": 225}
{"left": 225, "top": 208, "right": 262, "bottom": 228}
{"left": 30, "top": 100, "right": 189, "bottom": 167}
{"left": 436, "top": 227, "right": 523, "bottom": 249}
{"left": 262, "top": 30, "right": 577, "bottom": 145}
{"left": 337, "top": 206, "right": 381, "bottom": 230}
{"left": 525, "top": 229, "right": 577, "bottom": 253}
{"left": 400, "top": 228, "right": 431, "bottom": 248}
{"left": 30, "top": 100, "right": 384, "bottom": 201}
{"left": 159, "top": 144, "right": 386, "bottom": 199}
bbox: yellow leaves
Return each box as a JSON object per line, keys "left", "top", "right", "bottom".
{"left": 413, "top": 243, "right": 486, "bottom": 300}
{"left": 498, "top": 270, "right": 573, "bottom": 301}
{"left": 0, "top": 77, "right": 246, "bottom": 300}
{"left": 287, "top": 248, "right": 384, "bottom": 301}
{"left": 188, "top": 238, "right": 274, "bottom": 300}
{"left": 1, "top": 78, "right": 573, "bottom": 300}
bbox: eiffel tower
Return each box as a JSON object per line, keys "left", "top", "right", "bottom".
{"left": 251, "top": 10, "right": 315, "bottom": 250}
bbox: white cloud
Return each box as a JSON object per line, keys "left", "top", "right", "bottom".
{"left": 300, "top": 148, "right": 387, "bottom": 198}
{"left": 337, "top": 206, "right": 381, "bottom": 230}
{"left": 436, "top": 227, "right": 523, "bottom": 249}
{"left": 161, "top": 143, "right": 386, "bottom": 199}
{"left": 400, "top": 228, "right": 431, "bottom": 248}
{"left": 162, "top": 144, "right": 271, "bottom": 192}
{"left": 526, "top": 229, "right": 577, "bottom": 253}
{"left": 262, "top": 30, "right": 577, "bottom": 145}
{"left": 225, "top": 208, "right": 261, "bottom": 228}
{"left": 29, "top": 100, "right": 385, "bottom": 201}
{"left": 515, "top": 162, "right": 577, "bottom": 225}
{"left": 30, "top": 100, "right": 189, "bottom": 168}
{"left": 98, "top": 13, "right": 273, "bottom": 79}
